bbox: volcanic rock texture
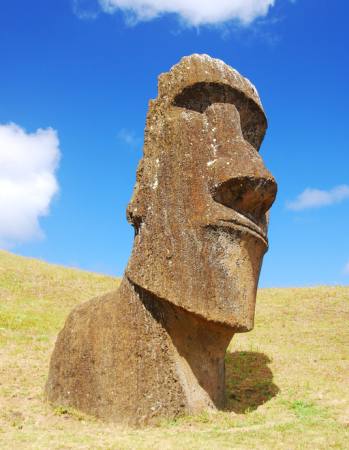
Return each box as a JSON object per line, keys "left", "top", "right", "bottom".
{"left": 46, "top": 54, "right": 277, "bottom": 425}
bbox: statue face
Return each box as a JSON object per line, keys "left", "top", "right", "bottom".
{"left": 126, "top": 81, "right": 277, "bottom": 331}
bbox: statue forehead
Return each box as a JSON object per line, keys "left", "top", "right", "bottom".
{"left": 144, "top": 54, "right": 268, "bottom": 153}
{"left": 157, "top": 54, "right": 264, "bottom": 114}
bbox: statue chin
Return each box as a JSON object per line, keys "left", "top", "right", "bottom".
{"left": 126, "top": 224, "right": 266, "bottom": 331}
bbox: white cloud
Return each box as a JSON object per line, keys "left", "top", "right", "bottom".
{"left": 117, "top": 128, "right": 141, "bottom": 149}
{"left": 0, "top": 123, "right": 60, "bottom": 248}
{"left": 73, "top": 0, "right": 101, "bottom": 20}
{"left": 97, "top": 0, "right": 276, "bottom": 26}
{"left": 343, "top": 261, "right": 349, "bottom": 276}
{"left": 287, "top": 185, "right": 349, "bottom": 211}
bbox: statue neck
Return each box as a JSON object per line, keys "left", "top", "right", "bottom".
{"left": 121, "top": 276, "right": 234, "bottom": 410}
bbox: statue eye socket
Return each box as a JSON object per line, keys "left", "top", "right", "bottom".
{"left": 173, "top": 82, "right": 267, "bottom": 151}
{"left": 213, "top": 176, "right": 277, "bottom": 222}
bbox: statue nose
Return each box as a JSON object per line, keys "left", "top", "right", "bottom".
{"left": 213, "top": 175, "right": 277, "bottom": 222}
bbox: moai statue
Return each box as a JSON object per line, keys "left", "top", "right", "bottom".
{"left": 46, "top": 54, "right": 277, "bottom": 425}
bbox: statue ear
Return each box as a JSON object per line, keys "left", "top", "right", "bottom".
{"left": 126, "top": 158, "right": 148, "bottom": 235}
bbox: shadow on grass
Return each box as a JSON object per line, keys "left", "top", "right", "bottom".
{"left": 225, "top": 351, "right": 279, "bottom": 413}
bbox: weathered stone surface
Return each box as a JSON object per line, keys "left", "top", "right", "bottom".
{"left": 45, "top": 54, "right": 277, "bottom": 425}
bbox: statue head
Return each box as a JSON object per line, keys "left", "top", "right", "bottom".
{"left": 125, "top": 54, "right": 277, "bottom": 331}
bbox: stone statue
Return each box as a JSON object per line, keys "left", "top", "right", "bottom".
{"left": 45, "top": 54, "right": 277, "bottom": 425}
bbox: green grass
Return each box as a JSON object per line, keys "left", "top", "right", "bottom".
{"left": 0, "top": 249, "right": 348, "bottom": 449}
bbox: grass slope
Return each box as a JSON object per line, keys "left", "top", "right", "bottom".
{"left": 0, "top": 250, "right": 348, "bottom": 449}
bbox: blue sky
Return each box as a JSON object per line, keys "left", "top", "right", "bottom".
{"left": 0, "top": 0, "right": 348, "bottom": 287}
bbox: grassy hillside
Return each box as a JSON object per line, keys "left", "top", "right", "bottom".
{"left": 0, "top": 250, "right": 348, "bottom": 449}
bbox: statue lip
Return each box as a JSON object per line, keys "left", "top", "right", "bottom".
{"left": 214, "top": 217, "right": 268, "bottom": 247}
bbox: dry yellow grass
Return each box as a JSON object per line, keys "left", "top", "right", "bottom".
{"left": 0, "top": 249, "right": 348, "bottom": 449}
